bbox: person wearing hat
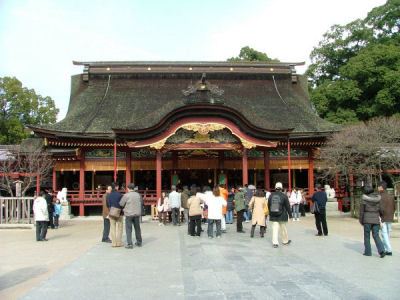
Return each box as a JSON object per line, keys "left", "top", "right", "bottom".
{"left": 268, "top": 182, "right": 292, "bottom": 248}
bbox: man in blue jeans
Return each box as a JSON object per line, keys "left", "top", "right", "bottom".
{"left": 120, "top": 183, "right": 143, "bottom": 249}
{"left": 378, "top": 181, "right": 395, "bottom": 256}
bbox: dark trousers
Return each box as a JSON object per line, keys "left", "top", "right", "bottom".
{"left": 236, "top": 210, "right": 244, "bottom": 232}
{"left": 171, "top": 208, "right": 180, "bottom": 225}
{"left": 189, "top": 215, "right": 202, "bottom": 236}
{"left": 48, "top": 210, "right": 54, "bottom": 229}
{"left": 125, "top": 216, "right": 142, "bottom": 246}
{"left": 36, "top": 221, "right": 48, "bottom": 241}
{"left": 315, "top": 209, "right": 328, "bottom": 235}
{"left": 208, "top": 219, "right": 221, "bottom": 237}
{"left": 54, "top": 214, "right": 60, "bottom": 227}
{"left": 363, "top": 224, "right": 384, "bottom": 255}
{"left": 299, "top": 203, "right": 306, "bottom": 216}
{"left": 102, "top": 218, "right": 110, "bottom": 241}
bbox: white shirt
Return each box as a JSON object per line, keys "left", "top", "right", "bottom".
{"left": 197, "top": 191, "right": 227, "bottom": 220}
{"left": 33, "top": 197, "right": 49, "bottom": 221}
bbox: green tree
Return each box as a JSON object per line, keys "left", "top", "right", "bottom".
{"left": 228, "top": 46, "right": 279, "bottom": 62}
{"left": 307, "top": 0, "right": 400, "bottom": 124}
{"left": 0, "top": 77, "right": 59, "bottom": 144}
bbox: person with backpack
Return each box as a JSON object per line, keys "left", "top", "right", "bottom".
{"left": 234, "top": 186, "right": 246, "bottom": 233}
{"left": 268, "top": 182, "right": 292, "bottom": 248}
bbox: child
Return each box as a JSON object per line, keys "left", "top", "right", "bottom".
{"left": 53, "top": 199, "right": 62, "bottom": 229}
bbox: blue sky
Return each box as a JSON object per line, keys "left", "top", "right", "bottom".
{"left": 0, "top": 0, "right": 386, "bottom": 120}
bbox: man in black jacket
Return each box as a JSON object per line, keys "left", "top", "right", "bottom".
{"left": 44, "top": 188, "right": 54, "bottom": 229}
{"left": 311, "top": 184, "right": 328, "bottom": 236}
{"left": 268, "top": 182, "right": 292, "bottom": 248}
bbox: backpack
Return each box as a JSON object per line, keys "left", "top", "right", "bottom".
{"left": 269, "top": 193, "right": 283, "bottom": 216}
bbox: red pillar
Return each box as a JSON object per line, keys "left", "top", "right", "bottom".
{"left": 242, "top": 148, "right": 248, "bottom": 186}
{"left": 287, "top": 140, "right": 292, "bottom": 192}
{"left": 113, "top": 139, "right": 117, "bottom": 183}
{"left": 308, "top": 149, "right": 314, "bottom": 196}
{"left": 52, "top": 167, "right": 57, "bottom": 192}
{"left": 126, "top": 151, "right": 131, "bottom": 187}
{"left": 156, "top": 151, "right": 162, "bottom": 200}
{"left": 263, "top": 150, "right": 270, "bottom": 190}
{"left": 79, "top": 155, "right": 85, "bottom": 217}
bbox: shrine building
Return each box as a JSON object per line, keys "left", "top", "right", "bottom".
{"left": 29, "top": 61, "right": 339, "bottom": 216}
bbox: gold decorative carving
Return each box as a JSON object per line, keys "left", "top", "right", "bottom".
{"left": 181, "top": 123, "right": 226, "bottom": 135}
{"left": 149, "top": 138, "right": 167, "bottom": 150}
{"left": 240, "top": 138, "right": 256, "bottom": 149}
{"left": 184, "top": 132, "right": 219, "bottom": 144}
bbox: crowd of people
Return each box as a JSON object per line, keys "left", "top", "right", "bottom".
{"left": 33, "top": 180, "right": 396, "bottom": 258}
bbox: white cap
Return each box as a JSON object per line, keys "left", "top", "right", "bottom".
{"left": 275, "top": 182, "right": 283, "bottom": 189}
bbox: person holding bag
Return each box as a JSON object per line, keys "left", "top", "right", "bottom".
{"left": 249, "top": 189, "right": 268, "bottom": 238}
{"left": 107, "top": 183, "right": 123, "bottom": 247}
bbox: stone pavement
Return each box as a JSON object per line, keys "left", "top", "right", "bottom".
{"left": 1, "top": 214, "right": 399, "bottom": 300}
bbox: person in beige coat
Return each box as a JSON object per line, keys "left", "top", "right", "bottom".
{"left": 188, "top": 186, "right": 204, "bottom": 236}
{"left": 249, "top": 189, "right": 268, "bottom": 238}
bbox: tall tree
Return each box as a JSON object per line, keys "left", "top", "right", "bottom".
{"left": 0, "top": 77, "right": 59, "bottom": 144}
{"left": 307, "top": 0, "right": 400, "bottom": 124}
{"left": 228, "top": 46, "right": 279, "bottom": 62}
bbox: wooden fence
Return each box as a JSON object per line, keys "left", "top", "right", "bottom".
{"left": 0, "top": 197, "right": 34, "bottom": 224}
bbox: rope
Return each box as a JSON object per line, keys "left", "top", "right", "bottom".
{"left": 82, "top": 75, "right": 111, "bottom": 133}
{"left": 272, "top": 75, "right": 288, "bottom": 106}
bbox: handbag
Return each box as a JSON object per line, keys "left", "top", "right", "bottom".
{"left": 263, "top": 203, "right": 269, "bottom": 216}
{"left": 109, "top": 207, "right": 121, "bottom": 219}
{"left": 310, "top": 201, "right": 320, "bottom": 214}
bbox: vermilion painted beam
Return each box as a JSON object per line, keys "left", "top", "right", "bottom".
{"left": 242, "top": 148, "right": 248, "bottom": 186}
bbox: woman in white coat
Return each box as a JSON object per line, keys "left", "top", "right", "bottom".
{"left": 33, "top": 191, "right": 49, "bottom": 241}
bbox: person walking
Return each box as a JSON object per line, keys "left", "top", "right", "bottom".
{"left": 120, "top": 183, "right": 143, "bottom": 249}
{"left": 101, "top": 185, "right": 112, "bottom": 243}
{"left": 187, "top": 186, "right": 203, "bottom": 236}
{"left": 169, "top": 185, "right": 181, "bottom": 226}
{"left": 33, "top": 191, "right": 49, "bottom": 241}
{"left": 249, "top": 189, "right": 268, "bottom": 238}
{"left": 234, "top": 186, "right": 246, "bottom": 233}
{"left": 311, "top": 184, "right": 328, "bottom": 236}
{"left": 107, "top": 183, "right": 123, "bottom": 247}
{"left": 359, "top": 185, "right": 386, "bottom": 258}
{"left": 226, "top": 187, "right": 235, "bottom": 224}
{"left": 244, "top": 184, "right": 254, "bottom": 222}
{"left": 378, "top": 181, "right": 395, "bottom": 256}
{"left": 268, "top": 182, "right": 292, "bottom": 248}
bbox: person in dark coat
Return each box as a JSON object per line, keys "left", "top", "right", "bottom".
{"left": 101, "top": 185, "right": 112, "bottom": 243}
{"left": 44, "top": 188, "right": 55, "bottom": 229}
{"left": 378, "top": 181, "right": 395, "bottom": 256}
{"left": 268, "top": 182, "right": 292, "bottom": 248}
{"left": 359, "top": 185, "right": 385, "bottom": 258}
{"left": 311, "top": 184, "right": 328, "bottom": 236}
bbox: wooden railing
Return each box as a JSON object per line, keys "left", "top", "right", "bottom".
{"left": 64, "top": 190, "right": 161, "bottom": 206}
{"left": 0, "top": 197, "right": 34, "bottom": 224}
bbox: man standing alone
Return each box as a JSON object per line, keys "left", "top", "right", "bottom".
{"left": 169, "top": 185, "right": 181, "bottom": 225}
{"left": 312, "top": 184, "right": 328, "bottom": 236}
{"left": 120, "top": 183, "right": 143, "bottom": 249}
{"left": 378, "top": 181, "right": 395, "bottom": 256}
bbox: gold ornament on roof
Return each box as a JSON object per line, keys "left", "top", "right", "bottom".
{"left": 181, "top": 123, "right": 226, "bottom": 135}
{"left": 149, "top": 138, "right": 167, "bottom": 150}
{"left": 240, "top": 138, "right": 256, "bottom": 149}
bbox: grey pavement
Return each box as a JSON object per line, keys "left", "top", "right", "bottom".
{"left": 2, "top": 215, "right": 399, "bottom": 300}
